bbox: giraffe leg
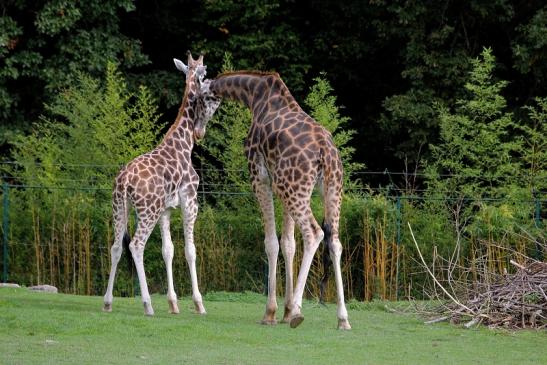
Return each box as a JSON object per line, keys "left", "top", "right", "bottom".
{"left": 103, "top": 194, "right": 127, "bottom": 312}
{"left": 329, "top": 237, "right": 351, "bottom": 330}
{"left": 280, "top": 211, "right": 295, "bottom": 323}
{"left": 103, "top": 229, "right": 124, "bottom": 312}
{"left": 159, "top": 210, "right": 179, "bottom": 314}
{"left": 286, "top": 205, "right": 323, "bottom": 329}
{"left": 323, "top": 183, "right": 352, "bottom": 330}
{"left": 181, "top": 189, "right": 206, "bottom": 314}
{"left": 251, "top": 166, "right": 279, "bottom": 325}
{"left": 129, "top": 215, "right": 159, "bottom": 316}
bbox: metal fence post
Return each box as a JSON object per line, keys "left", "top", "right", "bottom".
{"left": 395, "top": 195, "right": 402, "bottom": 300}
{"left": 2, "top": 182, "right": 9, "bottom": 283}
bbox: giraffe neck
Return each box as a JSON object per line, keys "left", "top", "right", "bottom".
{"left": 211, "top": 72, "right": 300, "bottom": 119}
{"left": 160, "top": 78, "right": 197, "bottom": 151}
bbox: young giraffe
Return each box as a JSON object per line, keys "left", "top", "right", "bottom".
{"left": 103, "top": 53, "right": 209, "bottom": 316}
{"left": 199, "top": 71, "right": 351, "bottom": 329}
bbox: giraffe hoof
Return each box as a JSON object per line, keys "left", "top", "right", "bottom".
{"left": 338, "top": 319, "right": 352, "bottom": 330}
{"left": 281, "top": 307, "right": 292, "bottom": 323}
{"left": 168, "top": 301, "right": 179, "bottom": 314}
{"left": 260, "top": 319, "right": 278, "bottom": 326}
{"left": 103, "top": 303, "right": 112, "bottom": 312}
{"left": 143, "top": 303, "right": 155, "bottom": 316}
{"left": 289, "top": 314, "right": 304, "bottom": 328}
{"left": 194, "top": 302, "right": 207, "bottom": 315}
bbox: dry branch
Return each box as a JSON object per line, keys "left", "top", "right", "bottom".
{"left": 408, "top": 223, "right": 547, "bottom": 330}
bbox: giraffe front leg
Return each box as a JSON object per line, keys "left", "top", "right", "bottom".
{"left": 159, "top": 210, "right": 179, "bottom": 314}
{"left": 182, "top": 190, "right": 206, "bottom": 315}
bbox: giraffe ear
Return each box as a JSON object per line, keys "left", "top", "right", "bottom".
{"left": 173, "top": 58, "right": 188, "bottom": 74}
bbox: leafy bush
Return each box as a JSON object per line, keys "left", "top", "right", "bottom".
{"left": 3, "top": 63, "right": 162, "bottom": 294}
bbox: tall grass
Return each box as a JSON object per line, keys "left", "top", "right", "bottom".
{"left": 1, "top": 187, "right": 543, "bottom": 303}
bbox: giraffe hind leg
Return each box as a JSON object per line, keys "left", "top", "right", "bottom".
{"left": 129, "top": 213, "right": 160, "bottom": 316}
{"left": 181, "top": 189, "right": 206, "bottom": 315}
{"left": 280, "top": 211, "right": 295, "bottom": 323}
{"left": 285, "top": 203, "right": 324, "bottom": 329}
{"left": 159, "top": 210, "right": 179, "bottom": 314}
{"left": 103, "top": 230, "right": 126, "bottom": 312}
{"left": 103, "top": 195, "right": 129, "bottom": 312}
{"left": 323, "top": 183, "right": 351, "bottom": 330}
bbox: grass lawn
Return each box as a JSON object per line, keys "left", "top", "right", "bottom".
{"left": 0, "top": 288, "right": 545, "bottom": 364}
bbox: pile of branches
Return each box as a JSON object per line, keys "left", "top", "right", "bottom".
{"left": 408, "top": 224, "right": 547, "bottom": 329}
{"left": 429, "top": 260, "right": 547, "bottom": 329}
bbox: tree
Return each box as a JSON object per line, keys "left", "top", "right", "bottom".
{"left": 7, "top": 62, "right": 162, "bottom": 194}
{"left": 376, "top": 0, "right": 516, "bottom": 165}
{"left": 0, "top": 0, "right": 149, "bottom": 144}
{"left": 426, "top": 48, "right": 521, "bottom": 198}
{"left": 520, "top": 97, "right": 547, "bottom": 193}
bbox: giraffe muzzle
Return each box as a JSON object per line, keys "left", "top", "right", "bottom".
{"left": 194, "top": 127, "right": 206, "bottom": 141}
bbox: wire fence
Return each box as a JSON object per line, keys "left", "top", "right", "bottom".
{"left": 0, "top": 164, "right": 545, "bottom": 301}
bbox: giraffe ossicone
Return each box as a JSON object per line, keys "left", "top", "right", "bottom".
{"left": 103, "top": 52, "right": 208, "bottom": 317}
{"left": 199, "top": 70, "right": 352, "bottom": 330}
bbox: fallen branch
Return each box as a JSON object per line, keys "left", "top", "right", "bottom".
{"left": 409, "top": 222, "right": 547, "bottom": 329}
{"left": 408, "top": 222, "right": 475, "bottom": 314}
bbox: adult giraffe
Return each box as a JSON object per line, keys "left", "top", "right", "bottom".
{"left": 199, "top": 71, "right": 351, "bottom": 330}
{"left": 103, "top": 52, "right": 212, "bottom": 316}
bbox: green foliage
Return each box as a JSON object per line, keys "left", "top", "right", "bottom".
{"left": 422, "top": 48, "right": 540, "bottom": 260}
{"left": 8, "top": 62, "right": 162, "bottom": 191}
{"left": 197, "top": 0, "right": 310, "bottom": 92}
{"left": 426, "top": 48, "right": 521, "bottom": 198}
{"left": 520, "top": 97, "right": 547, "bottom": 192}
{"left": 375, "top": 0, "right": 517, "bottom": 163}
{"left": 0, "top": 0, "right": 148, "bottom": 141}
{"left": 512, "top": 7, "right": 547, "bottom": 84}
{"left": 2, "top": 64, "right": 162, "bottom": 294}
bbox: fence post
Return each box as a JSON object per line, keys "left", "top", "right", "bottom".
{"left": 2, "top": 182, "right": 9, "bottom": 283}
{"left": 395, "top": 195, "right": 402, "bottom": 300}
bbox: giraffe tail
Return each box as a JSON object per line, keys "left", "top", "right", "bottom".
{"left": 319, "top": 221, "right": 332, "bottom": 305}
{"left": 113, "top": 177, "right": 133, "bottom": 274}
{"left": 123, "top": 231, "right": 133, "bottom": 273}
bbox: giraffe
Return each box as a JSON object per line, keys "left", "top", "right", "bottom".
{"left": 103, "top": 52, "right": 209, "bottom": 316}
{"left": 199, "top": 71, "right": 351, "bottom": 330}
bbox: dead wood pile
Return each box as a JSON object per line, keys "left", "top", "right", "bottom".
{"left": 433, "top": 261, "right": 547, "bottom": 329}
{"left": 408, "top": 223, "right": 546, "bottom": 329}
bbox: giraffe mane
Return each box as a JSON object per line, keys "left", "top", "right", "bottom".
{"left": 216, "top": 70, "right": 281, "bottom": 79}
{"left": 162, "top": 75, "right": 195, "bottom": 141}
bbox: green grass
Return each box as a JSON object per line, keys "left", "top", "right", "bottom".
{"left": 1, "top": 288, "right": 545, "bottom": 364}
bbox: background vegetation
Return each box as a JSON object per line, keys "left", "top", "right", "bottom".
{"left": 0, "top": 1, "right": 545, "bottom": 301}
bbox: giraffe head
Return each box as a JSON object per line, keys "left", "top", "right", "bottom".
{"left": 173, "top": 52, "right": 207, "bottom": 139}
{"left": 193, "top": 79, "right": 222, "bottom": 140}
